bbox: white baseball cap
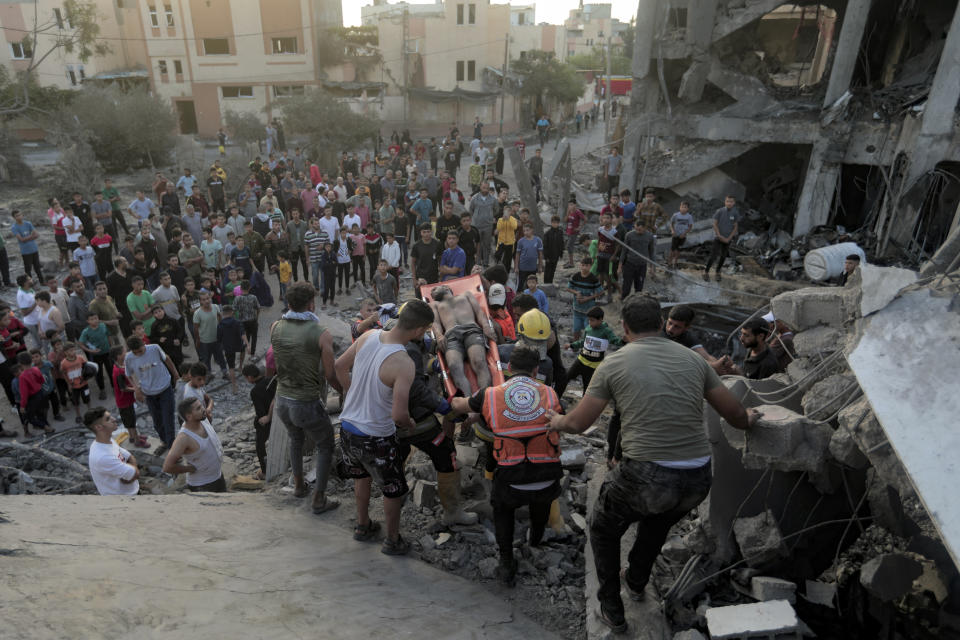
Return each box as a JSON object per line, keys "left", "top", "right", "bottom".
{"left": 762, "top": 312, "right": 775, "bottom": 323}
{"left": 488, "top": 284, "right": 507, "bottom": 306}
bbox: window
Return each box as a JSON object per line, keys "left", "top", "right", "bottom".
{"left": 203, "top": 38, "right": 230, "bottom": 55}
{"left": 468, "top": 3, "right": 476, "bottom": 24}
{"left": 173, "top": 60, "right": 183, "bottom": 75}
{"left": 517, "top": 13, "right": 525, "bottom": 25}
{"left": 148, "top": 5, "right": 158, "bottom": 27}
{"left": 456, "top": 3, "right": 464, "bottom": 24}
{"left": 78, "top": 65, "right": 85, "bottom": 81}
{"left": 467, "top": 60, "right": 475, "bottom": 81}
{"left": 456, "top": 60, "right": 464, "bottom": 82}
{"left": 273, "top": 85, "right": 305, "bottom": 98}
{"left": 158, "top": 60, "right": 168, "bottom": 75}
{"left": 164, "top": 4, "right": 174, "bottom": 27}
{"left": 10, "top": 41, "right": 32, "bottom": 59}
{"left": 271, "top": 37, "right": 297, "bottom": 54}
{"left": 66, "top": 65, "right": 77, "bottom": 86}
{"left": 221, "top": 86, "right": 253, "bottom": 98}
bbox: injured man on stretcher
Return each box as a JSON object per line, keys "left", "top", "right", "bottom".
{"left": 429, "top": 285, "right": 497, "bottom": 396}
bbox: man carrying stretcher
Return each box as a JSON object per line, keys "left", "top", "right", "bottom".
{"left": 429, "top": 285, "right": 496, "bottom": 396}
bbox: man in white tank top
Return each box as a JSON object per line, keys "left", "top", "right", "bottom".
{"left": 334, "top": 300, "right": 435, "bottom": 556}
{"left": 162, "top": 396, "right": 226, "bottom": 492}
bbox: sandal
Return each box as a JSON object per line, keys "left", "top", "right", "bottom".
{"left": 353, "top": 520, "right": 381, "bottom": 541}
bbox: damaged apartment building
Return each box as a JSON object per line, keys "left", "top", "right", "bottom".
{"left": 619, "top": 0, "right": 960, "bottom": 265}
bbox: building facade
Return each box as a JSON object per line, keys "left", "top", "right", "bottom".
{"left": 563, "top": 3, "right": 629, "bottom": 59}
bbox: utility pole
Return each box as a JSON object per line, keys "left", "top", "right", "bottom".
{"left": 604, "top": 33, "right": 612, "bottom": 143}
{"left": 402, "top": 3, "right": 409, "bottom": 125}
{"left": 499, "top": 36, "right": 509, "bottom": 138}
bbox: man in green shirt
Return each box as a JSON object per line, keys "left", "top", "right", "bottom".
{"left": 102, "top": 178, "right": 129, "bottom": 234}
{"left": 192, "top": 291, "right": 228, "bottom": 378}
{"left": 126, "top": 276, "right": 156, "bottom": 336}
{"left": 88, "top": 281, "right": 122, "bottom": 344}
{"left": 178, "top": 231, "right": 204, "bottom": 280}
{"left": 548, "top": 294, "right": 760, "bottom": 634}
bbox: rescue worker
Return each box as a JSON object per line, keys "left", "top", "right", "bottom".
{"left": 451, "top": 345, "right": 562, "bottom": 587}
{"left": 393, "top": 319, "right": 478, "bottom": 526}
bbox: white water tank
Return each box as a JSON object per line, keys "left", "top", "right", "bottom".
{"left": 804, "top": 242, "right": 866, "bottom": 281}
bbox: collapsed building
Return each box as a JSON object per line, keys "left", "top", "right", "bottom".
{"left": 619, "top": 0, "right": 960, "bottom": 266}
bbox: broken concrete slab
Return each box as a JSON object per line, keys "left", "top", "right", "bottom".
{"left": 836, "top": 398, "right": 913, "bottom": 497}
{"left": 737, "top": 405, "right": 835, "bottom": 475}
{"left": 792, "top": 326, "right": 844, "bottom": 358}
{"left": 801, "top": 373, "right": 858, "bottom": 418}
{"left": 733, "top": 510, "right": 788, "bottom": 569}
{"left": 851, "top": 263, "right": 919, "bottom": 317}
{"left": 860, "top": 552, "right": 924, "bottom": 601}
{"left": 866, "top": 468, "right": 913, "bottom": 538}
{"left": 804, "top": 580, "right": 837, "bottom": 607}
{"left": 771, "top": 287, "right": 856, "bottom": 331}
{"left": 828, "top": 419, "right": 870, "bottom": 470}
{"left": 560, "top": 447, "right": 586, "bottom": 470}
{"left": 750, "top": 576, "right": 797, "bottom": 604}
{"left": 455, "top": 444, "right": 480, "bottom": 468}
{"left": 412, "top": 480, "right": 437, "bottom": 509}
{"left": 672, "top": 630, "right": 707, "bottom": 640}
{"left": 705, "top": 600, "right": 799, "bottom": 639}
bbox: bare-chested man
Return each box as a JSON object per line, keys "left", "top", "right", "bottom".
{"left": 429, "top": 285, "right": 496, "bottom": 395}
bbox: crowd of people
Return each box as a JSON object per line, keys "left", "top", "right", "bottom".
{"left": 1, "top": 121, "right": 807, "bottom": 634}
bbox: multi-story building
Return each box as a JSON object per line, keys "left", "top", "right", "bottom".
{"left": 563, "top": 3, "right": 629, "bottom": 59}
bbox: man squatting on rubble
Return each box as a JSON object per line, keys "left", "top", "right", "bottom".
{"left": 549, "top": 294, "right": 760, "bottom": 633}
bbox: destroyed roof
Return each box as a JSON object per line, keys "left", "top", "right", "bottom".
{"left": 407, "top": 86, "right": 498, "bottom": 103}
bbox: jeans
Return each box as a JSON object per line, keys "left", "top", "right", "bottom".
{"left": 290, "top": 248, "right": 308, "bottom": 281}
{"left": 544, "top": 260, "right": 558, "bottom": 284}
{"left": 478, "top": 227, "right": 493, "bottom": 266}
{"left": 242, "top": 319, "right": 258, "bottom": 355}
{"left": 145, "top": 384, "right": 177, "bottom": 446}
{"left": 621, "top": 261, "right": 647, "bottom": 298}
{"left": 565, "top": 234, "right": 579, "bottom": 262}
{"left": 198, "top": 341, "right": 228, "bottom": 373}
{"left": 275, "top": 396, "right": 335, "bottom": 494}
{"left": 310, "top": 261, "right": 322, "bottom": 290}
{"left": 397, "top": 235, "right": 408, "bottom": 266}
{"left": 591, "top": 459, "right": 711, "bottom": 616}
{"left": 351, "top": 255, "right": 365, "bottom": 283}
{"left": 705, "top": 239, "right": 730, "bottom": 274}
{"left": 254, "top": 417, "right": 271, "bottom": 473}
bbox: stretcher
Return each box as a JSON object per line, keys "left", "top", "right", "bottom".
{"left": 420, "top": 274, "right": 506, "bottom": 398}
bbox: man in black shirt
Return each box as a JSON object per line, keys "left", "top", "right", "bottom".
{"left": 244, "top": 364, "right": 277, "bottom": 480}
{"left": 721, "top": 317, "right": 781, "bottom": 379}
{"left": 70, "top": 192, "right": 93, "bottom": 239}
{"left": 435, "top": 200, "right": 460, "bottom": 244}
{"left": 410, "top": 224, "right": 441, "bottom": 297}
{"left": 206, "top": 168, "right": 226, "bottom": 214}
{"left": 663, "top": 305, "right": 723, "bottom": 373}
{"left": 105, "top": 256, "right": 134, "bottom": 335}
{"left": 457, "top": 214, "right": 481, "bottom": 274}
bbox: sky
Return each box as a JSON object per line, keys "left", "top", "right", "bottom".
{"left": 342, "top": 1, "right": 638, "bottom": 27}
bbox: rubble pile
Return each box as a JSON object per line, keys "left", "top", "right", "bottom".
{"left": 646, "top": 265, "right": 960, "bottom": 639}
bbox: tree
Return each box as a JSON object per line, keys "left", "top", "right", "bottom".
{"left": 277, "top": 89, "right": 380, "bottom": 168}
{"left": 512, "top": 51, "right": 586, "bottom": 113}
{"left": 45, "top": 131, "right": 103, "bottom": 201}
{"left": 223, "top": 109, "right": 263, "bottom": 146}
{"left": 52, "top": 86, "right": 177, "bottom": 171}
{"left": 1, "top": 0, "right": 110, "bottom": 116}
{"left": 567, "top": 47, "right": 632, "bottom": 76}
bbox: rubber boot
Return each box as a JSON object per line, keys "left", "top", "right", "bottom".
{"left": 311, "top": 447, "right": 339, "bottom": 514}
{"left": 437, "top": 470, "right": 479, "bottom": 526}
{"left": 547, "top": 499, "right": 566, "bottom": 534}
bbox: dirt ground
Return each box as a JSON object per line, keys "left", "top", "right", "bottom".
{"left": 0, "top": 493, "right": 559, "bottom": 640}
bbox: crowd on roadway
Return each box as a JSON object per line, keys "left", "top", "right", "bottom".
{"left": 1, "top": 121, "right": 803, "bottom": 634}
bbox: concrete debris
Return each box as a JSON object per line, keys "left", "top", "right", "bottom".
{"left": 859, "top": 552, "right": 925, "bottom": 602}
{"left": 672, "top": 631, "right": 707, "bottom": 640}
{"left": 662, "top": 535, "right": 695, "bottom": 564}
{"left": 412, "top": 480, "right": 438, "bottom": 509}
{"left": 804, "top": 580, "right": 838, "bottom": 608}
{"left": 477, "top": 557, "right": 499, "bottom": 580}
{"left": 705, "top": 600, "right": 800, "bottom": 639}
{"left": 559, "top": 447, "right": 586, "bottom": 470}
{"left": 770, "top": 287, "right": 856, "bottom": 331}
{"left": 750, "top": 576, "right": 797, "bottom": 604}
{"left": 837, "top": 398, "right": 914, "bottom": 497}
{"left": 866, "top": 469, "right": 913, "bottom": 538}
{"left": 852, "top": 264, "right": 919, "bottom": 317}
{"left": 419, "top": 534, "right": 437, "bottom": 551}
{"left": 800, "top": 373, "right": 858, "bottom": 419}
{"left": 435, "top": 532, "right": 451, "bottom": 547}
{"left": 737, "top": 405, "right": 834, "bottom": 474}
{"left": 791, "top": 326, "right": 844, "bottom": 358}
{"left": 733, "top": 510, "right": 788, "bottom": 569}
{"left": 455, "top": 444, "right": 479, "bottom": 468}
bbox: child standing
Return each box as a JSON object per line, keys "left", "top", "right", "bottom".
{"left": 233, "top": 280, "right": 261, "bottom": 357}
{"left": 371, "top": 259, "right": 398, "bottom": 305}
{"left": 16, "top": 352, "right": 54, "bottom": 435}
{"left": 349, "top": 223, "right": 366, "bottom": 285}
{"left": 565, "top": 257, "right": 604, "bottom": 342}
{"left": 217, "top": 306, "right": 246, "bottom": 393}
{"left": 59, "top": 342, "right": 90, "bottom": 424}
{"left": 364, "top": 223, "right": 383, "bottom": 278}
{"left": 523, "top": 274, "right": 549, "bottom": 314}
{"left": 243, "top": 364, "right": 277, "bottom": 480}
{"left": 563, "top": 306, "right": 622, "bottom": 392}
{"left": 320, "top": 242, "right": 338, "bottom": 308}
{"left": 276, "top": 251, "right": 292, "bottom": 311}
{"left": 336, "top": 229, "right": 352, "bottom": 294}
{"left": 111, "top": 346, "right": 147, "bottom": 447}
{"left": 73, "top": 235, "right": 98, "bottom": 289}
{"left": 78, "top": 311, "right": 112, "bottom": 400}
{"left": 31, "top": 348, "right": 65, "bottom": 422}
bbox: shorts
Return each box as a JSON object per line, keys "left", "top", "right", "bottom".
{"left": 71, "top": 386, "right": 91, "bottom": 406}
{"left": 445, "top": 323, "right": 486, "bottom": 355}
{"left": 224, "top": 350, "right": 241, "bottom": 369}
{"left": 336, "top": 428, "right": 409, "bottom": 498}
{"left": 573, "top": 310, "right": 588, "bottom": 334}
{"left": 188, "top": 474, "right": 227, "bottom": 492}
{"left": 596, "top": 255, "right": 613, "bottom": 276}
{"left": 118, "top": 405, "right": 137, "bottom": 431}
{"left": 671, "top": 236, "right": 685, "bottom": 251}
{"left": 55, "top": 235, "right": 67, "bottom": 250}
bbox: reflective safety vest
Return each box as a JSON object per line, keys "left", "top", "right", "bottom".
{"left": 481, "top": 376, "right": 561, "bottom": 467}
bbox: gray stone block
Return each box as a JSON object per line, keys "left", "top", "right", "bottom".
{"left": 705, "top": 600, "right": 799, "bottom": 639}
{"left": 740, "top": 405, "right": 834, "bottom": 474}
{"left": 771, "top": 287, "right": 854, "bottom": 331}
{"left": 673, "top": 631, "right": 707, "bottom": 640}
{"left": 804, "top": 580, "right": 837, "bottom": 607}
{"left": 792, "top": 326, "right": 843, "bottom": 358}
{"left": 859, "top": 553, "right": 923, "bottom": 602}
{"left": 412, "top": 480, "right": 437, "bottom": 509}
{"left": 828, "top": 421, "right": 870, "bottom": 469}
{"left": 733, "top": 510, "right": 788, "bottom": 569}
{"left": 801, "top": 373, "right": 857, "bottom": 418}
{"left": 750, "top": 576, "right": 797, "bottom": 603}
